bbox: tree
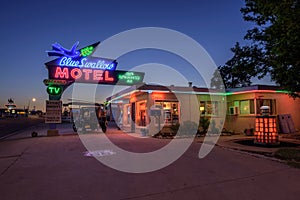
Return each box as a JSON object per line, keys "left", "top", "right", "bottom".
{"left": 211, "top": 42, "right": 263, "bottom": 89}
{"left": 215, "top": 0, "right": 300, "bottom": 97}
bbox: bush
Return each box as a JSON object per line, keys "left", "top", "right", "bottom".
{"left": 198, "top": 117, "right": 210, "bottom": 135}
{"left": 207, "top": 120, "right": 221, "bottom": 135}
{"left": 153, "top": 124, "right": 180, "bottom": 138}
{"left": 179, "top": 120, "right": 198, "bottom": 136}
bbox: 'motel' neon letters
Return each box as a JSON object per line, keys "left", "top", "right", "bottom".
{"left": 58, "top": 56, "right": 116, "bottom": 70}
{"left": 54, "top": 66, "right": 114, "bottom": 82}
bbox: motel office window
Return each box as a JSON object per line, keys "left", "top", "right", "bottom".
{"left": 228, "top": 99, "right": 276, "bottom": 115}
{"left": 227, "top": 100, "right": 255, "bottom": 115}
{"left": 239, "top": 100, "right": 255, "bottom": 115}
{"left": 154, "top": 100, "right": 179, "bottom": 125}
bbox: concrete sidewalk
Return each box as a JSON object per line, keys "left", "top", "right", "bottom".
{"left": 1, "top": 126, "right": 300, "bottom": 200}
{"left": 216, "top": 134, "right": 300, "bottom": 155}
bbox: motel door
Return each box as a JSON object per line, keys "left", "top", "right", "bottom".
{"left": 131, "top": 102, "right": 136, "bottom": 132}
{"left": 140, "top": 110, "right": 146, "bottom": 126}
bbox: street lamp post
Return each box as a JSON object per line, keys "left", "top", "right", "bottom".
{"left": 27, "top": 98, "right": 36, "bottom": 114}
{"left": 32, "top": 98, "right": 36, "bottom": 111}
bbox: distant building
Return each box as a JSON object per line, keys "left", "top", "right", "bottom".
{"left": 1, "top": 99, "right": 27, "bottom": 118}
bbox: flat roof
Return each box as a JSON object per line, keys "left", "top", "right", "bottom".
{"left": 225, "top": 85, "right": 283, "bottom": 93}
{"left": 106, "top": 84, "right": 288, "bottom": 102}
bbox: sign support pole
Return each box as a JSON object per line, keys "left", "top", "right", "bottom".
{"left": 46, "top": 82, "right": 72, "bottom": 136}
{"left": 46, "top": 94, "right": 60, "bottom": 136}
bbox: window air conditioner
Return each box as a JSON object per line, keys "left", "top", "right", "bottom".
{"left": 229, "top": 106, "right": 239, "bottom": 115}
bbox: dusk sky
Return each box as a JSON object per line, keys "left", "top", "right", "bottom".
{"left": 0, "top": 0, "right": 269, "bottom": 111}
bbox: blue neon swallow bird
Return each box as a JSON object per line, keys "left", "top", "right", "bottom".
{"left": 47, "top": 41, "right": 80, "bottom": 58}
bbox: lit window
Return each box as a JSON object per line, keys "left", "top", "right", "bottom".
{"left": 256, "top": 99, "right": 276, "bottom": 115}
{"left": 229, "top": 100, "right": 255, "bottom": 115}
{"left": 240, "top": 100, "right": 254, "bottom": 115}
{"left": 200, "top": 101, "right": 219, "bottom": 116}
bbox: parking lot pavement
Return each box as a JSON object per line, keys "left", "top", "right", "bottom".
{"left": 0, "top": 117, "right": 44, "bottom": 139}
{"left": 1, "top": 127, "right": 300, "bottom": 200}
{"left": 3, "top": 122, "right": 75, "bottom": 140}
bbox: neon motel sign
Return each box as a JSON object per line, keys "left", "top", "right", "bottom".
{"left": 49, "top": 67, "right": 115, "bottom": 83}
{"left": 58, "top": 57, "right": 117, "bottom": 70}
{"left": 45, "top": 41, "right": 144, "bottom": 85}
{"left": 48, "top": 66, "right": 144, "bottom": 85}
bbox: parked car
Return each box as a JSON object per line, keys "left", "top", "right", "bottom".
{"left": 72, "top": 105, "right": 107, "bottom": 133}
